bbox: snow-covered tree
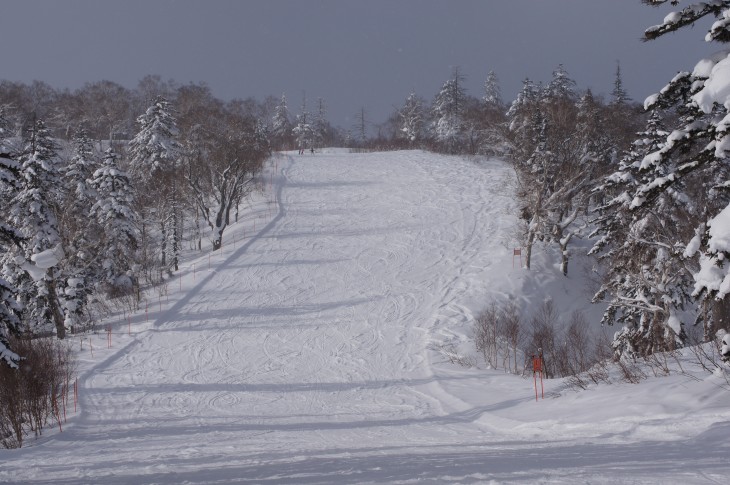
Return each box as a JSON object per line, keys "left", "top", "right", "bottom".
{"left": 628, "top": 1, "right": 730, "bottom": 343}
{"left": 544, "top": 64, "right": 577, "bottom": 101}
{"left": 590, "top": 109, "right": 691, "bottom": 356}
{"left": 398, "top": 92, "right": 424, "bottom": 145}
{"left": 610, "top": 61, "right": 630, "bottom": 107}
{"left": 507, "top": 69, "right": 601, "bottom": 275}
{"left": 128, "top": 96, "right": 183, "bottom": 271}
{"left": 6, "top": 119, "right": 66, "bottom": 338}
{"left": 292, "top": 93, "right": 314, "bottom": 152}
{"left": 88, "top": 148, "right": 138, "bottom": 293}
{"left": 128, "top": 96, "right": 180, "bottom": 181}
{"left": 187, "top": 109, "right": 270, "bottom": 250}
{"left": 431, "top": 68, "right": 467, "bottom": 153}
{"left": 271, "top": 93, "right": 292, "bottom": 150}
{"left": 575, "top": 90, "right": 614, "bottom": 172}
{"left": 0, "top": 119, "right": 22, "bottom": 366}
{"left": 483, "top": 70, "right": 503, "bottom": 108}
{"left": 58, "top": 127, "right": 99, "bottom": 330}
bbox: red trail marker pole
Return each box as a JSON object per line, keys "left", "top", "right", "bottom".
{"left": 532, "top": 353, "right": 544, "bottom": 402}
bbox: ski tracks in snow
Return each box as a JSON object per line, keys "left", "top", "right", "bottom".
{"left": 0, "top": 151, "right": 539, "bottom": 483}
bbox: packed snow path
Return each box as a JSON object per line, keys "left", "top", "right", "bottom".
{"left": 2, "top": 151, "right": 728, "bottom": 484}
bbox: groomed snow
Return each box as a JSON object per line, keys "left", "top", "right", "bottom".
{"left": 1, "top": 151, "right": 728, "bottom": 484}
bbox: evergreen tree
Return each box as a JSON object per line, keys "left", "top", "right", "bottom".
{"left": 128, "top": 96, "right": 182, "bottom": 271}
{"left": 431, "top": 68, "right": 467, "bottom": 153}
{"left": 271, "top": 93, "right": 292, "bottom": 150}
{"left": 606, "top": 61, "right": 638, "bottom": 156}
{"left": 610, "top": 61, "right": 630, "bottom": 106}
{"left": 128, "top": 96, "right": 180, "bottom": 181}
{"left": 0, "top": 120, "right": 22, "bottom": 366}
{"left": 398, "top": 92, "right": 424, "bottom": 145}
{"left": 88, "top": 148, "right": 138, "bottom": 292}
{"left": 58, "top": 127, "right": 99, "bottom": 331}
{"left": 590, "top": 109, "right": 690, "bottom": 356}
{"left": 7, "top": 119, "right": 66, "bottom": 338}
{"left": 630, "top": 1, "right": 730, "bottom": 342}
{"left": 544, "top": 64, "right": 577, "bottom": 101}
{"left": 292, "top": 92, "right": 314, "bottom": 152}
{"left": 483, "top": 70, "right": 503, "bottom": 108}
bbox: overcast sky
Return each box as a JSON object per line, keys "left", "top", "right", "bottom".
{"left": 0, "top": 0, "right": 713, "bottom": 130}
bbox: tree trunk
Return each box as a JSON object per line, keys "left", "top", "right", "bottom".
{"left": 46, "top": 272, "right": 66, "bottom": 340}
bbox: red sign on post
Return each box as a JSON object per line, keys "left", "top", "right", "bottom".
{"left": 513, "top": 248, "right": 522, "bottom": 269}
{"left": 532, "top": 353, "right": 544, "bottom": 402}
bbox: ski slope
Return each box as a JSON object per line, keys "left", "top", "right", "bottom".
{"left": 1, "top": 150, "right": 729, "bottom": 484}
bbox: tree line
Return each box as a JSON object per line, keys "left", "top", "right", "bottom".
{"left": 0, "top": 78, "right": 271, "bottom": 369}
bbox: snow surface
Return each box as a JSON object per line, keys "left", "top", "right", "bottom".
{"left": 1, "top": 151, "right": 729, "bottom": 484}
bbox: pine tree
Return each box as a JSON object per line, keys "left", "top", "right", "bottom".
{"left": 398, "top": 92, "right": 424, "bottom": 145}
{"left": 432, "top": 68, "right": 467, "bottom": 153}
{"left": 58, "top": 127, "right": 99, "bottom": 331}
{"left": 629, "top": 1, "right": 730, "bottom": 342}
{"left": 271, "top": 93, "right": 292, "bottom": 150}
{"left": 128, "top": 96, "right": 180, "bottom": 181}
{"left": 544, "top": 64, "right": 577, "bottom": 101}
{"left": 7, "top": 119, "right": 66, "bottom": 338}
{"left": 292, "top": 92, "right": 314, "bottom": 152}
{"left": 88, "top": 148, "right": 138, "bottom": 292}
{"left": 590, "top": 109, "right": 690, "bottom": 356}
{"left": 0, "top": 118, "right": 22, "bottom": 366}
{"left": 610, "top": 61, "right": 630, "bottom": 106}
{"left": 128, "top": 96, "right": 182, "bottom": 271}
{"left": 483, "top": 70, "right": 503, "bottom": 108}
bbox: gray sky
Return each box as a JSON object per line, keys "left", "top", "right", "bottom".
{"left": 0, "top": 0, "right": 711, "bottom": 130}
